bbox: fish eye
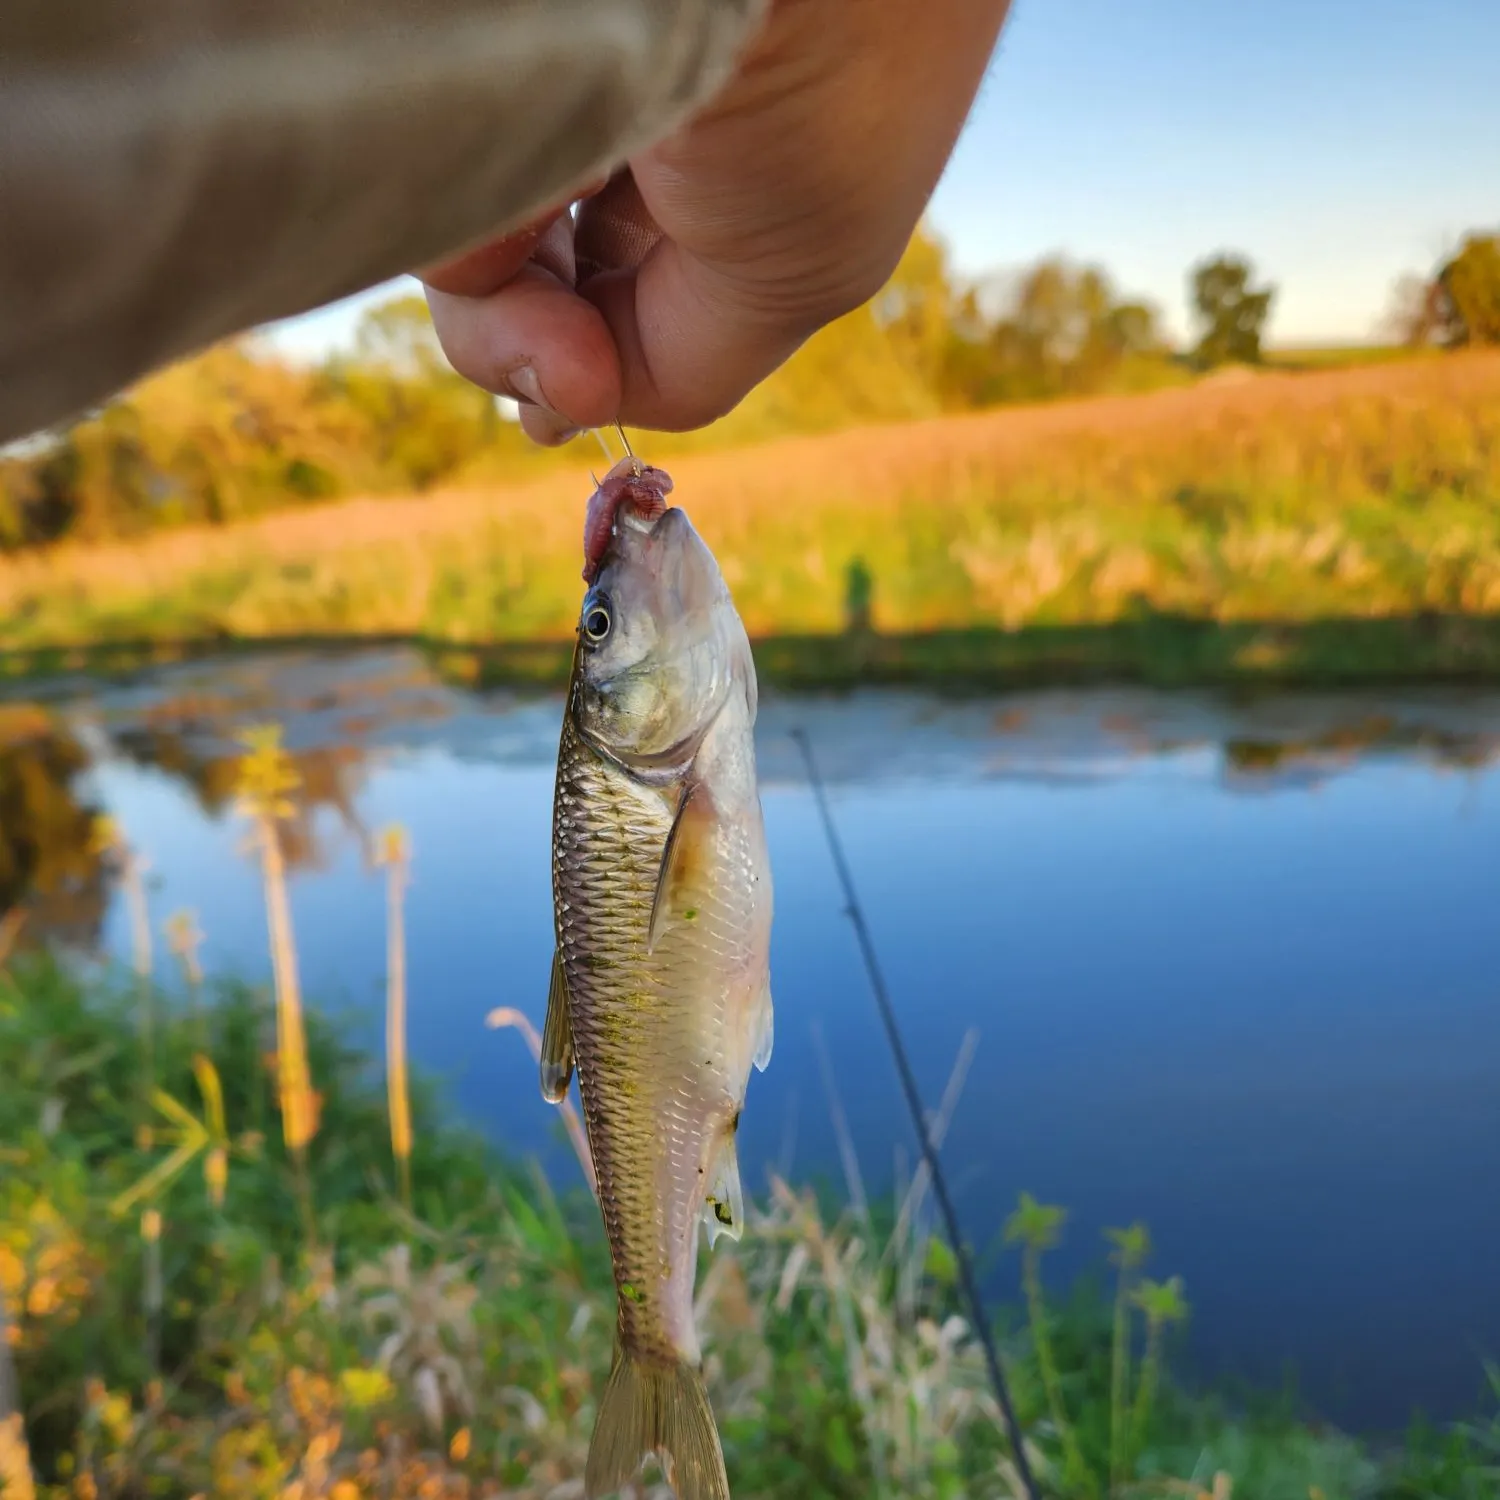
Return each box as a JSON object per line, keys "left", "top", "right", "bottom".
{"left": 583, "top": 595, "right": 612, "bottom": 643}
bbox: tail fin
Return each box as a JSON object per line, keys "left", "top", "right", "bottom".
{"left": 585, "top": 1345, "right": 729, "bottom": 1500}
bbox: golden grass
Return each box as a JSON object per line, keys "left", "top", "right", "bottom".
{"left": 2, "top": 352, "right": 1499, "bottom": 650}
{"left": 375, "top": 825, "right": 414, "bottom": 1211}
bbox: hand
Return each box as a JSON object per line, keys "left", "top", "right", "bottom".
{"left": 420, "top": 0, "right": 1013, "bottom": 444}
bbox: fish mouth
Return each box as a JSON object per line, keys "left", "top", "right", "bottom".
{"left": 582, "top": 457, "right": 674, "bottom": 583}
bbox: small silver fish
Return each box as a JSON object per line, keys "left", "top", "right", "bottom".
{"left": 543, "top": 458, "right": 774, "bottom": 1500}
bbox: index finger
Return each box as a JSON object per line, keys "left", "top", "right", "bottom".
{"left": 418, "top": 177, "right": 610, "bottom": 298}
{"left": 418, "top": 219, "right": 564, "bottom": 298}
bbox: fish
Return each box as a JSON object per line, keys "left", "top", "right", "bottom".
{"left": 543, "top": 455, "right": 774, "bottom": 1500}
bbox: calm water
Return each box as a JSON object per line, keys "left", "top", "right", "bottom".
{"left": 14, "top": 648, "right": 1500, "bottom": 1433}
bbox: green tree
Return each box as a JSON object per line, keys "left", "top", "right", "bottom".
{"left": 1438, "top": 234, "right": 1500, "bottom": 347}
{"left": 1106, "top": 300, "right": 1163, "bottom": 359}
{"left": 871, "top": 222, "right": 955, "bottom": 389}
{"left": 1383, "top": 271, "right": 1445, "bottom": 348}
{"left": 939, "top": 256, "right": 1166, "bottom": 407}
{"left": 1189, "top": 253, "right": 1275, "bottom": 367}
{"left": 322, "top": 295, "right": 502, "bottom": 490}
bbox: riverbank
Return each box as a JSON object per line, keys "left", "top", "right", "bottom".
{"left": 2, "top": 954, "right": 1496, "bottom": 1500}
{"left": 2, "top": 354, "right": 1499, "bottom": 686}
{"left": 15, "top": 609, "right": 1500, "bottom": 701}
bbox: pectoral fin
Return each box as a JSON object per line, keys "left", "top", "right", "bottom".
{"left": 540, "top": 947, "right": 574, "bottom": 1104}
{"left": 701, "top": 1125, "right": 745, "bottom": 1249}
{"left": 648, "top": 782, "right": 718, "bottom": 952}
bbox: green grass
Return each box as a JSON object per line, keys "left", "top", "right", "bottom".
{"left": 2, "top": 956, "right": 1498, "bottom": 1499}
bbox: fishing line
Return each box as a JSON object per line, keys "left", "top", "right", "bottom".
{"left": 790, "top": 728, "right": 1040, "bottom": 1500}
{"left": 589, "top": 423, "right": 641, "bottom": 478}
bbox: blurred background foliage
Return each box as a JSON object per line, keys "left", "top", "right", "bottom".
{"left": 17, "top": 221, "right": 1494, "bottom": 553}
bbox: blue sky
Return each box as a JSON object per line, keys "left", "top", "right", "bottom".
{"left": 266, "top": 0, "right": 1499, "bottom": 360}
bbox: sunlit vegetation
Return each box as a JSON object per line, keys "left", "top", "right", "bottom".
{"left": 0, "top": 352, "right": 1497, "bottom": 689}
{"left": 1387, "top": 232, "right": 1500, "bottom": 352}
{"left": 1, "top": 223, "right": 1497, "bottom": 686}
{"left": 0, "top": 228, "right": 1193, "bottom": 552}
{"left": 3, "top": 742, "right": 1497, "bottom": 1497}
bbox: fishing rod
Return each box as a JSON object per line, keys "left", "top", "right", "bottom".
{"left": 791, "top": 728, "right": 1040, "bottom": 1500}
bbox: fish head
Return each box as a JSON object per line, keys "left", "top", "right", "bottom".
{"left": 572, "top": 504, "right": 754, "bottom": 767}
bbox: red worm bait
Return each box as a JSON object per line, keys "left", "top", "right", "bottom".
{"left": 582, "top": 456, "right": 674, "bottom": 583}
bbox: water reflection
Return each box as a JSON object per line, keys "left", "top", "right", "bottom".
{"left": 3, "top": 646, "right": 1500, "bottom": 1433}
{"left": 108, "top": 724, "right": 372, "bottom": 872}
{"left": 0, "top": 705, "right": 107, "bottom": 952}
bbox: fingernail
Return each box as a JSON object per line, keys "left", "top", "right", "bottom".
{"left": 508, "top": 363, "right": 548, "bottom": 408}
{"left": 508, "top": 366, "right": 580, "bottom": 442}
{"left": 536, "top": 415, "right": 582, "bottom": 445}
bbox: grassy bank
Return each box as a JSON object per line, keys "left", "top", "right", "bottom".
{"left": 14, "top": 608, "right": 1500, "bottom": 701}
{"left": 2, "top": 354, "right": 1500, "bottom": 686}
{"left": 4, "top": 956, "right": 1498, "bottom": 1500}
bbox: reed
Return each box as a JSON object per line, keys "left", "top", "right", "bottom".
{"left": 1005, "top": 1195, "right": 1090, "bottom": 1493}
{"left": 0, "top": 1415, "right": 34, "bottom": 1500}
{"left": 483, "top": 1007, "right": 596, "bottom": 1198}
{"left": 86, "top": 818, "right": 155, "bottom": 1131}
{"left": 375, "top": 825, "right": 414, "bottom": 1211}
{"left": 231, "top": 724, "right": 319, "bottom": 1246}
{"left": 1104, "top": 1223, "right": 1149, "bottom": 1494}
{"left": 1130, "top": 1276, "right": 1189, "bottom": 1462}
{"left": 163, "top": 909, "right": 205, "bottom": 1014}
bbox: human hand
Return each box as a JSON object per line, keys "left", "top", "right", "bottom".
{"left": 420, "top": 0, "right": 1013, "bottom": 445}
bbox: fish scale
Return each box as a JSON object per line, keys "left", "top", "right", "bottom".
{"left": 554, "top": 715, "right": 749, "bottom": 1365}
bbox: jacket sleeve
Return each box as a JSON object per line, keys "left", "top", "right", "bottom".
{"left": 0, "top": 0, "right": 764, "bottom": 444}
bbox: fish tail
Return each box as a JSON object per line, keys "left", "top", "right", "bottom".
{"left": 584, "top": 1342, "right": 729, "bottom": 1500}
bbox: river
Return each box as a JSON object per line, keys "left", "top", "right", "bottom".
{"left": 9, "top": 646, "right": 1500, "bottom": 1434}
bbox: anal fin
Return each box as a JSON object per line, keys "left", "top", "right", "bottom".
{"left": 751, "top": 976, "right": 774, "bottom": 1073}
{"left": 540, "top": 947, "right": 574, "bottom": 1104}
{"left": 701, "top": 1129, "right": 745, "bottom": 1249}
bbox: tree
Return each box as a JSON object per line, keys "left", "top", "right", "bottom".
{"left": 937, "top": 255, "right": 1166, "bottom": 407}
{"left": 1384, "top": 233, "right": 1500, "bottom": 350}
{"left": 1189, "top": 253, "right": 1275, "bottom": 367}
{"left": 1107, "top": 300, "right": 1165, "bottom": 358}
{"left": 870, "top": 222, "right": 955, "bottom": 388}
{"left": 1438, "top": 234, "right": 1500, "bottom": 347}
{"left": 1381, "top": 271, "right": 1445, "bottom": 348}
{"left": 325, "top": 295, "right": 502, "bottom": 489}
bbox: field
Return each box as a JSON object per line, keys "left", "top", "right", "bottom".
{"left": 2, "top": 353, "right": 1499, "bottom": 686}
{"left": 1262, "top": 344, "right": 1432, "bottom": 372}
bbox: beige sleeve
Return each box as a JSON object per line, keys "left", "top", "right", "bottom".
{"left": 0, "top": 0, "right": 764, "bottom": 445}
